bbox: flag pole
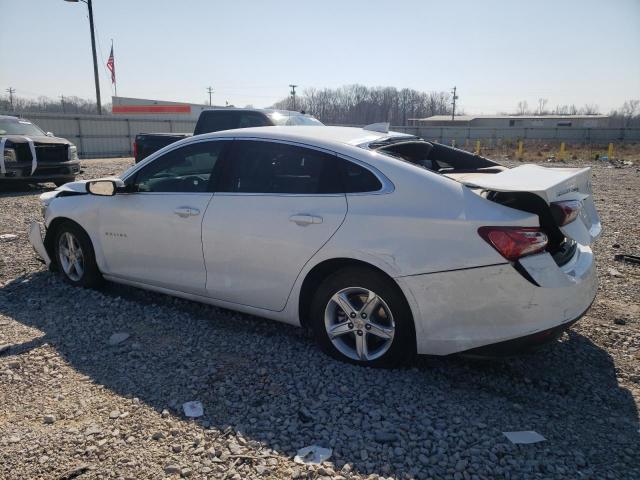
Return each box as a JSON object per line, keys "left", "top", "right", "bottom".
{"left": 111, "top": 39, "right": 117, "bottom": 98}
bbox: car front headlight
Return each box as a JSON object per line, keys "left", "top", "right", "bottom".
{"left": 68, "top": 145, "right": 79, "bottom": 161}
{"left": 3, "top": 148, "right": 17, "bottom": 163}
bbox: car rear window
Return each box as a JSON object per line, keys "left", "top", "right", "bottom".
{"left": 194, "top": 111, "right": 270, "bottom": 135}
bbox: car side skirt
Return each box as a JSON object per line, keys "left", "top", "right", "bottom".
{"left": 102, "top": 274, "right": 300, "bottom": 326}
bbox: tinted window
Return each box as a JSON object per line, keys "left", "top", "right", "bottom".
{"left": 219, "top": 141, "right": 341, "bottom": 194}
{"left": 341, "top": 160, "right": 383, "bottom": 193}
{"left": 134, "top": 141, "right": 226, "bottom": 193}
{"left": 194, "top": 111, "right": 270, "bottom": 134}
{"left": 237, "top": 113, "right": 271, "bottom": 128}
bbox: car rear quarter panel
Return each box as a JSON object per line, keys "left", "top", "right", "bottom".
{"left": 323, "top": 153, "right": 540, "bottom": 277}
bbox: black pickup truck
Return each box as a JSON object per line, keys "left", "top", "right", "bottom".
{"left": 0, "top": 115, "right": 80, "bottom": 187}
{"left": 133, "top": 108, "right": 323, "bottom": 163}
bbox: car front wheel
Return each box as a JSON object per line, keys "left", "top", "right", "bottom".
{"left": 310, "top": 267, "right": 415, "bottom": 367}
{"left": 54, "top": 222, "right": 103, "bottom": 288}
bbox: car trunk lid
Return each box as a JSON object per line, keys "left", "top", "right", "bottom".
{"left": 445, "top": 164, "right": 601, "bottom": 246}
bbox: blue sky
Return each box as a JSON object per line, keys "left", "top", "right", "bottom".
{"left": 1, "top": 0, "right": 639, "bottom": 113}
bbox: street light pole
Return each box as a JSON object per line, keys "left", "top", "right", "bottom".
{"left": 65, "top": 0, "right": 102, "bottom": 114}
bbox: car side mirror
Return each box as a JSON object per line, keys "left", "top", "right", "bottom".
{"left": 86, "top": 180, "right": 118, "bottom": 196}
{"left": 46, "top": 131, "right": 54, "bottom": 137}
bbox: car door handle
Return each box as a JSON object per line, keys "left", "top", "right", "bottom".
{"left": 289, "top": 214, "right": 323, "bottom": 226}
{"left": 174, "top": 207, "right": 200, "bottom": 218}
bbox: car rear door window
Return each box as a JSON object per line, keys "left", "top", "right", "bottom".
{"left": 133, "top": 141, "right": 227, "bottom": 193}
{"left": 218, "top": 141, "right": 341, "bottom": 194}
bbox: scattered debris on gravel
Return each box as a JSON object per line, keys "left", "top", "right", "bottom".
{"left": 1, "top": 157, "right": 639, "bottom": 479}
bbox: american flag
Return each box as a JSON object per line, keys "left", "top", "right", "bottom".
{"left": 106, "top": 46, "right": 116, "bottom": 84}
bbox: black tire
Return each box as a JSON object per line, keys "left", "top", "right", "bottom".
{"left": 310, "top": 266, "right": 415, "bottom": 367}
{"left": 54, "top": 178, "right": 75, "bottom": 187}
{"left": 53, "top": 221, "right": 103, "bottom": 288}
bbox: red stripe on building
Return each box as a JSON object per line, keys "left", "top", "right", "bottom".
{"left": 112, "top": 105, "right": 191, "bottom": 114}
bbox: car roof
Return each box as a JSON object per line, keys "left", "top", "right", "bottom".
{"left": 201, "top": 108, "right": 308, "bottom": 116}
{"left": 0, "top": 115, "right": 21, "bottom": 121}
{"left": 198, "top": 125, "right": 413, "bottom": 149}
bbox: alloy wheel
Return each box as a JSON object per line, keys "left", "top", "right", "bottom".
{"left": 324, "top": 287, "right": 395, "bottom": 361}
{"left": 58, "top": 231, "right": 85, "bottom": 282}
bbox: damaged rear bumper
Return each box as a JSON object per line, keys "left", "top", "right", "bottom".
{"left": 397, "top": 244, "right": 597, "bottom": 355}
{"left": 29, "top": 221, "right": 51, "bottom": 267}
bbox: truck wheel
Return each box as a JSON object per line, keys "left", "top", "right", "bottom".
{"left": 53, "top": 222, "right": 103, "bottom": 288}
{"left": 54, "top": 178, "right": 75, "bottom": 187}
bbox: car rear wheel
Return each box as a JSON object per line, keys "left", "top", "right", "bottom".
{"left": 310, "top": 267, "right": 415, "bottom": 367}
{"left": 54, "top": 222, "right": 103, "bottom": 288}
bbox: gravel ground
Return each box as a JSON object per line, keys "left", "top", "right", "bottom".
{"left": 0, "top": 157, "right": 638, "bottom": 480}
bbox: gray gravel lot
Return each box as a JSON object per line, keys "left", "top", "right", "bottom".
{"left": 1, "top": 157, "right": 639, "bottom": 480}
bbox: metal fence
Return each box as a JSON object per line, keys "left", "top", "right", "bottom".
{"left": 1, "top": 111, "right": 197, "bottom": 159}
{"left": 393, "top": 125, "right": 640, "bottom": 146}
{"left": 3, "top": 111, "right": 639, "bottom": 159}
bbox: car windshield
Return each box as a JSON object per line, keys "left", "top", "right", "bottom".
{"left": 0, "top": 118, "right": 46, "bottom": 136}
{"left": 267, "top": 112, "right": 324, "bottom": 126}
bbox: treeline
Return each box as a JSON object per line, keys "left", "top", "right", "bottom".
{"left": 271, "top": 85, "right": 454, "bottom": 125}
{"left": 608, "top": 100, "right": 640, "bottom": 127}
{"left": 0, "top": 95, "right": 111, "bottom": 115}
{"left": 2, "top": 90, "right": 639, "bottom": 128}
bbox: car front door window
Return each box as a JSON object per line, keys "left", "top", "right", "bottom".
{"left": 134, "top": 142, "right": 225, "bottom": 193}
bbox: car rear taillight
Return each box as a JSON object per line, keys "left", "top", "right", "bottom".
{"left": 133, "top": 141, "right": 138, "bottom": 159}
{"left": 478, "top": 227, "right": 548, "bottom": 261}
{"left": 550, "top": 200, "right": 582, "bottom": 226}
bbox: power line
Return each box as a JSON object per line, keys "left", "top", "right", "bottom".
{"left": 206, "top": 86, "right": 214, "bottom": 106}
{"left": 6, "top": 87, "right": 15, "bottom": 111}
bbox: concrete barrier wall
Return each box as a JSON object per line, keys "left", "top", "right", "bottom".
{"left": 3, "top": 111, "right": 639, "bottom": 158}
{"left": 1, "top": 112, "right": 196, "bottom": 158}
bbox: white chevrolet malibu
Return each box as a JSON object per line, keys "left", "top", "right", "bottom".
{"left": 30, "top": 126, "right": 601, "bottom": 366}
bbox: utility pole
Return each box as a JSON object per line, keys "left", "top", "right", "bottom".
{"left": 451, "top": 86, "right": 458, "bottom": 121}
{"left": 207, "top": 86, "right": 214, "bottom": 106}
{"left": 59, "top": 95, "right": 66, "bottom": 113}
{"left": 87, "top": 0, "right": 101, "bottom": 114}
{"left": 289, "top": 84, "right": 298, "bottom": 111}
{"left": 6, "top": 87, "right": 15, "bottom": 111}
{"left": 64, "top": 0, "right": 102, "bottom": 114}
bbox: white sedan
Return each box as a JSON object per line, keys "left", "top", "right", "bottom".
{"left": 30, "top": 126, "right": 601, "bottom": 366}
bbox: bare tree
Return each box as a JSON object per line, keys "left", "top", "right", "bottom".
{"left": 516, "top": 100, "right": 528, "bottom": 115}
{"left": 271, "top": 84, "right": 453, "bottom": 125}
{"left": 609, "top": 99, "right": 640, "bottom": 127}
{"left": 0, "top": 93, "right": 105, "bottom": 114}
{"left": 537, "top": 98, "right": 548, "bottom": 115}
{"left": 581, "top": 103, "right": 600, "bottom": 115}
